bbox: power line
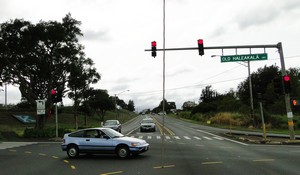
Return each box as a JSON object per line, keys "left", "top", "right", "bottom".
{"left": 128, "top": 54, "right": 300, "bottom": 97}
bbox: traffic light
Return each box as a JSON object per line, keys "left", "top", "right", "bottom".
{"left": 292, "top": 99, "right": 298, "bottom": 106}
{"left": 283, "top": 75, "right": 291, "bottom": 94}
{"left": 51, "top": 89, "right": 57, "bottom": 102}
{"left": 197, "top": 39, "right": 204, "bottom": 56}
{"left": 151, "top": 41, "right": 157, "bottom": 58}
{"left": 273, "top": 77, "right": 282, "bottom": 94}
{"left": 51, "top": 89, "right": 62, "bottom": 103}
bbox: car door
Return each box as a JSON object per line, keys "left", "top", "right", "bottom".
{"left": 83, "top": 129, "right": 114, "bottom": 153}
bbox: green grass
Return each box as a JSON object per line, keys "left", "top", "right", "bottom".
{"left": 168, "top": 113, "right": 300, "bottom": 135}
{"left": 0, "top": 109, "right": 137, "bottom": 139}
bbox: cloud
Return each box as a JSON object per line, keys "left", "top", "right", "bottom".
{"left": 82, "top": 30, "right": 110, "bottom": 42}
{"left": 236, "top": 0, "right": 300, "bottom": 30}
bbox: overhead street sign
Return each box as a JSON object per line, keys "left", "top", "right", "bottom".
{"left": 221, "top": 53, "right": 268, "bottom": 63}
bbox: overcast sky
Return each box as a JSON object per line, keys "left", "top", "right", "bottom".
{"left": 1, "top": 0, "right": 300, "bottom": 111}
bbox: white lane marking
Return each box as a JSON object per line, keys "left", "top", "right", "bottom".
{"left": 193, "top": 136, "right": 202, "bottom": 140}
{"left": 213, "top": 137, "right": 224, "bottom": 140}
{"left": 203, "top": 136, "right": 213, "bottom": 140}
{"left": 174, "top": 136, "right": 180, "bottom": 140}
{"left": 183, "top": 136, "right": 191, "bottom": 140}
{"left": 0, "top": 142, "right": 38, "bottom": 150}
{"left": 196, "top": 129, "right": 248, "bottom": 146}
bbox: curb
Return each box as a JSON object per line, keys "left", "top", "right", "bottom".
{"left": 224, "top": 133, "right": 300, "bottom": 145}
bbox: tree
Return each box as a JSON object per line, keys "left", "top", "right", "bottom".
{"left": 200, "top": 85, "right": 219, "bottom": 103}
{"left": 152, "top": 99, "right": 176, "bottom": 114}
{"left": 89, "top": 89, "right": 115, "bottom": 122}
{"left": 0, "top": 14, "right": 100, "bottom": 129}
{"left": 128, "top": 100, "right": 135, "bottom": 112}
{"left": 67, "top": 57, "right": 100, "bottom": 129}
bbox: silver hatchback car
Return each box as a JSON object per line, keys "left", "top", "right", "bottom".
{"left": 61, "top": 127, "right": 149, "bottom": 158}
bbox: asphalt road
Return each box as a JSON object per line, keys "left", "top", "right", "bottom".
{"left": 1, "top": 114, "right": 300, "bottom": 175}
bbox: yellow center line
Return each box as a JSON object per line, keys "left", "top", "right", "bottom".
{"left": 253, "top": 159, "right": 274, "bottom": 162}
{"left": 100, "top": 171, "right": 123, "bottom": 175}
{"left": 52, "top": 156, "right": 59, "bottom": 159}
{"left": 71, "top": 165, "right": 76, "bottom": 170}
{"left": 39, "top": 153, "right": 47, "bottom": 156}
{"left": 153, "top": 165, "right": 175, "bottom": 169}
{"left": 202, "top": 161, "right": 223, "bottom": 165}
{"left": 64, "top": 160, "right": 69, "bottom": 163}
{"left": 154, "top": 118, "right": 175, "bottom": 135}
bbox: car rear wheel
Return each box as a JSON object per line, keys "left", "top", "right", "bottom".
{"left": 67, "top": 145, "right": 79, "bottom": 158}
{"left": 116, "top": 145, "right": 129, "bottom": 158}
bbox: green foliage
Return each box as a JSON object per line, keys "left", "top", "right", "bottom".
{"left": 23, "top": 127, "right": 72, "bottom": 138}
{"left": 128, "top": 100, "right": 135, "bottom": 112}
{"left": 152, "top": 99, "right": 176, "bottom": 114}
{"left": 0, "top": 14, "right": 100, "bottom": 129}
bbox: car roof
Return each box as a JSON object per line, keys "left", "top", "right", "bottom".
{"left": 142, "top": 118, "right": 154, "bottom": 121}
{"left": 72, "top": 127, "right": 107, "bottom": 132}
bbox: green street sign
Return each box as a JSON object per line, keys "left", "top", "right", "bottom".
{"left": 221, "top": 53, "right": 268, "bottom": 63}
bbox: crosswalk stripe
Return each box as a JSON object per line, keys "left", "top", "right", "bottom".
{"left": 193, "top": 136, "right": 202, "bottom": 140}
{"left": 129, "top": 135, "right": 226, "bottom": 141}
{"left": 183, "top": 136, "right": 191, "bottom": 140}
{"left": 203, "top": 136, "right": 213, "bottom": 140}
{"left": 213, "top": 137, "right": 224, "bottom": 140}
{"left": 174, "top": 136, "right": 180, "bottom": 140}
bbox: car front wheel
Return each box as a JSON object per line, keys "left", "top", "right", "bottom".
{"left": 116, "top": 145, "right": 129, "bottom": 158}
{"left": 67, "top": 145, "right": 79, "bottom": 158}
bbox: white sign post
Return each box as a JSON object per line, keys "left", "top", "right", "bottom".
{"left": 36, "top": 100, "right": 46, "bottom": 115}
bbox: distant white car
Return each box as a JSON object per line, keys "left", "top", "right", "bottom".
{"left": 140, "top": 118, "right": 156, "bottom": 132}
{"left": 61, "top": 127, "right": 149, "bottom": 158}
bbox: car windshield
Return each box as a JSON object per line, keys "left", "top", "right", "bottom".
{"left": 104, "top": 120, "right": 118, "bottom": 125}
{"left": 141, "top": 120, "right": 154, "bottom": 124}
{"left": 102, "top": 128, "right": 124, "bottom": 138}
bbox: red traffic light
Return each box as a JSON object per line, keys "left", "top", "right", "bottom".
{"left": 198, "top": 39, "right": 203, "bottom": 45}
{"left": 151, "top": 41, "right": 157, "bottom": 47}
{"left": 283, "top": 75, "right": 291, "bottom": 94}
{"left": 283, "top": 75, "right": 290, "bottom": 82}
{"left": 197, "top": 39, "right": 204, "bottom": 56}
{"left": 151, "top": 41, "right": 157, "bottom": 58}
{"left": 292, "top": 99, "right": 297, "bottom": 106}
{"left": 51, "top": 89, "right": 56, "bottom": 94}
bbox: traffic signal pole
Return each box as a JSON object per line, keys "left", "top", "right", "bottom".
{"left": 277, "top": 43, "right": 295, "bottom": 140}
{"left": 145, "top": 42, "right": 295, "bottom": 139}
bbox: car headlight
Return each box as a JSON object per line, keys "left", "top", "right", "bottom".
{"left": 131, "top": 142, "right": 141, "bottom": 147}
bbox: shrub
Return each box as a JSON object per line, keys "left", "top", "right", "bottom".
{"left": 210, "top": 112, "right": 245, "bottom": 126}
{"left": 23, "top": 127, "right": 72, "bottom": 138}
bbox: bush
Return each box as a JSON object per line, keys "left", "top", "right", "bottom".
{"left": 23, "top": 127, "right": 72, "bottom": 138}
{"left": 210, "top": 112, "right": 245, "bottom": 126}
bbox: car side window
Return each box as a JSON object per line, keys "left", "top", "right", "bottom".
{"left": 69, "top": 130, "right": 84, "bottom": 137}
{"left": 84, "top": 130, "right": 100, "bottom": 138}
